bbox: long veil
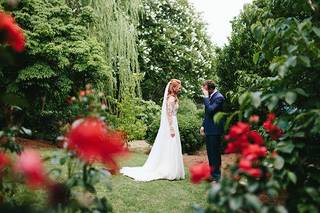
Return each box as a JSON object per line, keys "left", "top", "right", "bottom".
{"left": 141, "top": 82, "right": 171, "bottom": 170}
{"left": 159, "top": 82, "right": 170, "bottom": 130}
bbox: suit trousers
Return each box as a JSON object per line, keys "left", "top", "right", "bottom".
{"left": 205, "top": 135, "right": 221, "bottom": 180}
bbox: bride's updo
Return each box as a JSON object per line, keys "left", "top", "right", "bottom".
{"left": 168, "top": 79, "right": 181, "bottom": 99}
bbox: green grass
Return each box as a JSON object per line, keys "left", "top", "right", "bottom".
{"left": 41, "top": 150, "right": 208, "bottom": 213}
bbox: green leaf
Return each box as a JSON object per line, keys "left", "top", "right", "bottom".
{"left": 267, "top": 96, "right": 279, "bottom": 111}
{"left": 245, "top": 194, "right": 261, "bottom": 210}
{"left": 239, "top": 92, "right": 250, "bottom": 106}
{"left": 214, "top": 112, "right": 227, "bottom": 124}
{"left": 277, "top": 142, "right": 295, "bottom": 154}
{"left": 229, "top": 197, "right": 243, "bottom": 210}
{"left": 60, "top": 157, "right": 67, "bottom": 165}
{"left": 295, "top": 88, "right": 308, "bottom": 97}
{"left": 287, "top": 171, "right": 297, "bottom": 184}
{"left": 276, "top": 206, "right": 288, "bottom": 213}
{"left": 299, "top": 56, "right": 311, "bottom": 67}
{"left": 269, "top": 63, "right": 278, "bottom": 72}
{"left": 253, "top": 52, "right": 260, "bottom": 64}
{"left": 312, "top": 27, "right": 320, "bottom": 38}
{"left": 287, "top": 45, "right": 298, "bottom": 53}
{"left": 285, "top": 91, "right": 297, "bottom": 105}
{"left": 305, "top": 187, "right": 319, "bottom": 199}
{"left": 225, "top": 111, "right": 240, "bottom": 131}
{"left": 274, "top": 156, "right": 285, "bottom": 170}
{"left": 248, "top": 182, "right": 259, "bottom": 192}
{"left": 286, "top": 56, "right": 297, "bottom": 67}
{"left": 251, "top": 92, "right": 262, "bottom": 108}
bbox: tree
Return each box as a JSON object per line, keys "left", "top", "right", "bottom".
{"left": 209, "top": 0, "right": 320, "bottom": 212}
{"left": 66, "top": 0, "right": 143, "bottom": 102}
{"left": 138, "top": 0, "right": 215, "bottom": 102}
{"left": 0, "top": 0, "right": 112, "bottom": 139}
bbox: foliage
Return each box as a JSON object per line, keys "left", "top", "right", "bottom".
{"left": 0, "top": 0, "right": 112, "bottom": 140}
{"left": 74, "top": 0, "right": 143, "bottom": 101}
{"left": 195, "top": 115, "right": 286, "bottom": 213}
{"left": 138, "top": 0, "right": 216, "bottom": 102}
{"left": 209, "top": 0, "right": 320, "bottom": 212}
{"left": 146, "top": 98, "right": 204, "bottom": 154}
{"left": 109, "top": 98, "right": 148, "bottom": 141}
{"left": 214, "top": 2, "right": 269, "bottom": 111}
{"left": 0, "top": 80, "right": 127, "bottom": 213}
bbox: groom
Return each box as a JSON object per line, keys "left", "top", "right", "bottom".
{"left": 200, "top": 80, "right": 225, "bottom": 182}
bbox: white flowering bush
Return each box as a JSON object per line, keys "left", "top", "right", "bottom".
{"left": 138, "top": 0, "right": 216, "bottom": 102}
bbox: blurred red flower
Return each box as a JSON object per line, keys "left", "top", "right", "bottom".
{"left": 14, "top": 149, "right": 47, "bottom": 188}
{"left": 246, "top": 168, "right": 262, "bottom": 178}
{"left": 247, "top": 130, "right": 264, "bottom": 145}
{"left": 189, "top": 163, "right": 212, "bottom": 184}
{"left": 0, "top": 152, "right": 10, "bottom": 171}
{"left": 263, "top": 114, "right": 283, "bottom": 140}
{"left": 0, "top": 12, "right": 25, "bottom": 52}
{"left": 66, "top": 117, "right": 127, "bottom": 172}
{"left": 242, "top": 144, "right": 267, "bottom": 161}
{"left": 239, "top": 158, "right": 262, "bottom": 178}
{"left": 267, "top": 113, "right": 276, "bottom": 122}
{"left": 225, "top": 122, "right": 265, "bottom": 154}
{"left": 224, "top": 122, "right": 250, "bottom": 141}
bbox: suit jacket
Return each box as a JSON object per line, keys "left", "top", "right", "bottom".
{"left": 202, "top": 91, "right": 225, "bottom": 135}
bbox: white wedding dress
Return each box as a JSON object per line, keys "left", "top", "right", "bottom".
{"left": 120, "top": 83, "right": 185, "bottom": 181}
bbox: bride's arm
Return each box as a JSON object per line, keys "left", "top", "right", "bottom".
{"left": 166, "top": 96, "right": 175, "bottom": 137}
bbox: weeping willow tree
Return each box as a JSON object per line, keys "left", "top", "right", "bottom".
{"left": 66, "top": 0, "right": 142, "bottom": 101}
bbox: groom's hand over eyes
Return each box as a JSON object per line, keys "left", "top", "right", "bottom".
{"left": 202, "top": 87, "right": 209, "bottom": 97}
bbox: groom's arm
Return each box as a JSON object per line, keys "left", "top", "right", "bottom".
{"left": 204, "top": 97, "right": 224, "bottom": 114}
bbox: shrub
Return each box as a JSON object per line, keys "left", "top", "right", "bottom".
{"left": 107, "top": 98, "right": 148, "bottom": 141}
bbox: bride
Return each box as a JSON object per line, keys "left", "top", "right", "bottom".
{"left": 120, "top": 79, "right": 185, "bottom": 181}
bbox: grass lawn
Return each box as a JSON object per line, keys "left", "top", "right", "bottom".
{"left": 41, "top": 150, "right": 209, "bottom": 213}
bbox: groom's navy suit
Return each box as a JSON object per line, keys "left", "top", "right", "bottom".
{"left": 203, "top": 91, "right": 225, "bottom": 180}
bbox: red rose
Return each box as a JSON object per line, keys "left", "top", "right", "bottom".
{"left": 66, "top": 117, "right": 127, "bottom": 172}
{"left": 0, "top": 12, "right": 25, "bottom": 52}
{"left": 14, "top": 149, "right": 47, "bottom": 188}
{"left": 246, "top": 168, "right": 262, "bottom": 178}
{"left": 247, "top": 130, "right": 264, "bottom": 145}
{"left": 239, "top": 158, "right": 252, "bottom": 170}
{"left": 263, "top": 120, "right": 273, "bottom": 131}
{"left": 263, "top": 120, "right": 283, "bottom": 140}
{"left": 189, "top": 163, "right": 212, "bottom": 184}
{"left": 225, "top": 138, "right": 249, "bottom": 154}
{"left": 224, "top": 122, "right": 252, "bottom": 154}
{"left": 266, "top": 113, "right": 276, "bottom": 122}
{"left": 249, "top": 115, "right": 260, "bottom": 124}
{"left": 226, "top": 122, "right": 250, "bottom": 140}
{"left": 269, "top": 125, "right": 283, "bottom": 140}
{"left": 242, "top": 144, "right": 267, "bottom": 161}
{"left": 239, "top": 158, "right": 262, "bottom": 178}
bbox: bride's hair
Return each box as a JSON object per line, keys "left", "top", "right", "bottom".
{"left": 167, "top": 79, "right": 181, "bottom": 100}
